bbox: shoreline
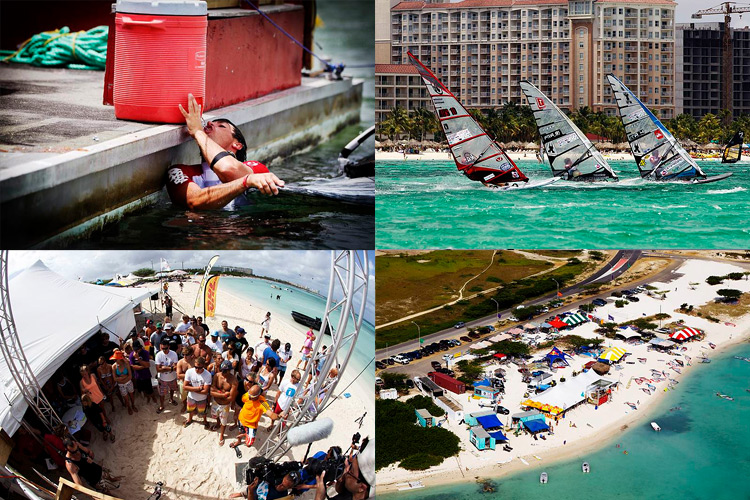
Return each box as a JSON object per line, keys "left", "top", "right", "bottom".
{"left": 377, "top": 258, "right": 750, "bottom": 493}
{"left": 379, "top": 334, "right": 750, "bottom": 494}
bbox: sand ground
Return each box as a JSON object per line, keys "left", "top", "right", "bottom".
{"left": 88, "top": 278, "right": 373, "bottom": 500}
{"left": 378, "top": 258, "right": 750, "bottom": 492}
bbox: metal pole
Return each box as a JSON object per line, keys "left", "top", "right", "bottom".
{"left": 552, "top": 278, "right": 560, "bottom": 298}
{"left": 723, "top": 3, "right": 732, "bottom": 123}
{"left": 411, "top": 321, "right": 421, "bottom": 346}
{"left": 491, "top": 298, "right": 499, "bottom": 319}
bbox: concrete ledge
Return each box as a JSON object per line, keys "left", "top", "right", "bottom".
{"left": 0, "top": 76, "right": 362, "bottom": 248}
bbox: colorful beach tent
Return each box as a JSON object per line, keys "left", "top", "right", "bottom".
{"left": 470, "top": 341, "right": 492, "bottom": 350}
{"left": 649, "top": 338, "right": 676, "bottom": 348}
{"left": 476, "top": 414, "right": 503, "bottom": 429}
{"left": 0, "top": 261, "right": 157, "bottom": 437}
{"left": 523, "top": 419, "right": 550, "bottom": 433}
{"left": 670, "top": 327, "right": 700, "bottom": 341}
{"left": 523, "top": 323, "right": 537, "bottom": 331}
{"left": 598, "top": 347, "right": 627, "bottom": 363}
{"left": 545, "top": 346, "right": 572, "bottom": 367}
{"left": 562, "top": 313, "right": 588, "bottom": 326}
{"left": 489, "top": 430, "right": 509, "bottom": 441}
{"left": 617, "top": 327, "right": 641, "bottom": 338}
{"left": 548, "top": 318, "right": 568, "bottom": 329}
{"left": 493, "top": 353, "right": 507, "bottom": 360}
{"left": 489, "top": 333, "right": 512, "bottom": 343}
{"left": 526, "top": 370, "right": 614, "bottom": 414}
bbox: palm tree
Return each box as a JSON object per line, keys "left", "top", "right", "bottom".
{"left": 411, "top": 107, "right": 437, "bottom": 142}
{"left": 386, "top": 106, "right": 413, "bottom": 140}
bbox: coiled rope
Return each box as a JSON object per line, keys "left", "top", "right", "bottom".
{"left": 0, "top": 26, "right": 108, "bottom": 70}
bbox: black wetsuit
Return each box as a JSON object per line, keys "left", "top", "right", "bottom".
{"left": 66, "top": 449, "right": 103, "bottom": 486}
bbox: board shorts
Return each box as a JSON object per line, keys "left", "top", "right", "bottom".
{"left": 179, "top": 380, "right": 188, "bottom": 401}
{"left": 238, "top": 424, "right": 257, "bottom": 446}
{"left": 158, "top": 378, "right": 178, "bottom": 396}
{"left": 187, "top": 395, "right": 207, "bottom": 414}
{"left": 211, "top": 403, "right": 231, "bottom": 426}
{"left": 117, "top": 380, "right": 134, "bottom": 395}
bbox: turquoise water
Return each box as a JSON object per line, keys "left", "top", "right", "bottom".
{"left": 380, "top": 342, "right": 750, "bottom": 500}
{"left": 376, "top": 160, "right": 750, "bottom": 248}
{"left": 220, "top": 277, "right": 374, "bottom": 390}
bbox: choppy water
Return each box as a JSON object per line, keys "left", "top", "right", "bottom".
{"left": 379, "top": 342, "right": 750, "bottom": 500}
{"left": 376, "top": 159, "right": 750, "bottom": 248}
{"left": 68, "top": 0, "right": 374, "bottom": 250}
{"left": 220, "top": 276, "right": 374, "bottom": 393}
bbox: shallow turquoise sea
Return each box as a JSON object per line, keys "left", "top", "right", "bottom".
{"left": 379, "top": 342, "right": 750, "bottom": 500}
{"left": 376, "top": 160, "right": 750, "bottom": 248}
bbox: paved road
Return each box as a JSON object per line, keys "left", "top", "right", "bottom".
{"left": 376, "top": 250, "right": 696, "bottom": 380}
{"left": 376, "top": 250, "right": 640, "bottom": 358}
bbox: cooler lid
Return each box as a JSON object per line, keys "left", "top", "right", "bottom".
{"left": 116, "top": 0, "right": 207, "bottom": 16}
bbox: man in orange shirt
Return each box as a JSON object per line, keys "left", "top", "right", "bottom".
{"left": 229, "top": 384, "right": 278, "bottom": 457}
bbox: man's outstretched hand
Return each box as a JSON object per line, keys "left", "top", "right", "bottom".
{"left": 245, "top": 172, "right": 285, "bottom": 196}
{"left": 178, "top": 93, "right": 203, "bottom": 138}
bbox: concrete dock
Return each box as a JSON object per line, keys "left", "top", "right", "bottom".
{"left": 0, "top": 65, "right": 363, "bottom": 247}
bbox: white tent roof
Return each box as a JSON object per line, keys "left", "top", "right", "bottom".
{"left": 528, "top": 370, "right": 614, "bottom": 411}
{"left": 0, "top": 261, "right": 155, "bottom": 436}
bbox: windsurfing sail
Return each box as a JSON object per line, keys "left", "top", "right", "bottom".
{"left": 607, "top": 74, "right": 706, "bottom": 181}
{"left": 520, "top": 81, "right": 617, "bottom": 181}
{"left": 722, "top": 131, "right": 744, "bottom": 164}
{"left": 408, "top": 52, "right": 528, "bottom": 185}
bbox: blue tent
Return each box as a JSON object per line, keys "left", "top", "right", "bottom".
{"left": 523, "top": 419, "right": 550, "bottom": 433}
{"left": 476, "top": 414, "right": 503, "bottom": 429}
{"left": 545, "top": 346, "right": 572, "bottom": 368}
{"left": 489, "top": 430, "right": 509, "bottom": 442}
{"left": 472, "top": 378, "right": 493, "bottom": 388}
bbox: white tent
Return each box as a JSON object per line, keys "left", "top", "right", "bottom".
{"left": 0, "top": 261, "right": 155, "bottom": 436}
{"left": 528, "top": 370, "right": 614, "bottom": 411}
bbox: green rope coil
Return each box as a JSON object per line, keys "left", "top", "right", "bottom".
{"left": 0, "top": 26, "right": 108, "bottom": 70}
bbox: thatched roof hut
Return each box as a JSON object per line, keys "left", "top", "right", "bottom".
{"left": 592, "top": 362, "right": 610, "bottom": 376}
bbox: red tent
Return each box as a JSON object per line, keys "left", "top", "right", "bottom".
{"left": 584, "top": 360, "right": 596, "bottom": 370}
{"left": 670, "top": 327, "right": 700, "bottom": 341}
{"left": 493, "top": 353, "right": 506, "bottom": 360}
{"left": 548, "top": 318, "right": 567, "bottom": 329}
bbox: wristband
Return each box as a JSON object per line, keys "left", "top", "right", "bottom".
{"left": 242, "top": 175, "right": 249, "bottom": 189}
{"left": 209, "top": 151, "right": 233, "bottom": 171}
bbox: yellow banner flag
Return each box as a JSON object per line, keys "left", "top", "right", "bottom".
{"left": 204, "top": 275, "right": 220, "bottom": 318}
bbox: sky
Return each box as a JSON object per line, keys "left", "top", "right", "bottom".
{"left": 674, "top": 0, "right": 749, "bottom": 27}
{"left": 8, "top": 250, "right": 375, "bottom": 323}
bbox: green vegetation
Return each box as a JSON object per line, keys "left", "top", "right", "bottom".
{"left": 405, "top": 395, "right": 445, "bottom": 417}
{"left": 377, "top": 255, "right": 592, "bottom": 348}
{"left": 707, "top": 276, "right": 725, "bottom": 285}
{"left": 378, "top": 105, "right": 750, "bottom": 151}
{"left": 376, "top": 399, "right": 460, "bottom": 471}
{"left": 717, "top": 289, "right": 742, "bottom": 301}
{"left": 589, "top": 251, "right": 606, "bottom": 261}
{"left": 562, "top": 335, "right": 604, "bottom": 351}
{"left": 380, "top": 372, "right": 408, "bottom": 391}
{"left": 132, "top": 268, "right": 155, "bottom": 277}
{"left": 456, "top": 359, "right": 485, "bottom": 385}
{"left": 615, "top": 300, "right": 627, "bottom": 308}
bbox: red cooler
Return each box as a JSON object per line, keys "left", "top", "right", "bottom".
{"left": 114, "top": 0, "right": 207, "bottom": 123}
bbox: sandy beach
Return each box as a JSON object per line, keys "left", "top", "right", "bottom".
{"left": 375, "top": 150, "right": 635, "bottom": 162}
{"left": 378, "top": 257, "right": 750, "bottom": 492}
{"left": 88, "top": 278, "right": 373, "bottom": 500}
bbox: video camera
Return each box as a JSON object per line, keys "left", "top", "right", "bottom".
{"left": 245, "top": 457, "right": 302, "bottom": 487}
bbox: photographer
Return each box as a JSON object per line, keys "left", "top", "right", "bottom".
{"left": 232, "top": 473, "right": 298, "bottom": 500}
{"left": 314, "top": 437, "right": 374, "bottom": 500}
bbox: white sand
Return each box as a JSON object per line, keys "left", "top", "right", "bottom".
{"left": 378, "top": 258, "right": 750, "bottom": 492}
{"left": 89, "top": 278, "right": 373, "bottom": 500}
{"left": 376, "top": 150, "right": 634, "bottom": 162}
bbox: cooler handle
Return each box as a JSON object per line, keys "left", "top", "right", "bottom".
{"left": 120, "top": 17, "right": 166, "bottom": 29}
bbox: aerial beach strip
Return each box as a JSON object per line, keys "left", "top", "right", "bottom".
{"left": 377, "top": 256, "right": 750, "bottom": 493}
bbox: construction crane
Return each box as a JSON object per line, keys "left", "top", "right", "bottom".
{"left": 692, "top": 2, "right": 750, "bottom": 122}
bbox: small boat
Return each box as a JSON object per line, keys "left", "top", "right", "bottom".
{"left": 582, "top": 462, "right": 590, "bottom": 473}
{"left": 638, "top": 358, "right": 647, "bottom": 364}
{"left": 397, "top": 481, "right": 425, "bottom": 491}
{"left": 734, "top": 356, "right": 750, "bottom": 363}
{"left": 641, "top": 388, "right": 652, "bottom": 395}
{"left": 540, "top": 472, "right": 548, "bottom": 484}
{"left": 651, "top": 422, "right": 661, "bottom": 431}
{"left": 716, "top": 392, "right": 734, "bottom": 401}
{"left": 709, "top": 342, "right": 716, "bottom": 349}
{"left": 675, "top": 359, "right": 684, "bottom": 367}
{"left": 290, "top": 311, "right": 331, "bottom": 335}
{"left": 647, "top": 384, "right": 656, "bottom": 392}
{"left": 625, "top": 402, "right": 637, "bottom": 410}
{"left": 700, "top": 357, "right": 711, "bottom": 363}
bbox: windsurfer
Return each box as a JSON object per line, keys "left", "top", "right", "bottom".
{"left": 166, "top": 94, "right": 285, "bottom": 210}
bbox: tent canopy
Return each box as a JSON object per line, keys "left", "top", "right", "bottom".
{"left": 649, "top": 338, "right": 676, "bottom": 348}
{"left": 598, "top": 347, "right": 627, "bottom": 362}
{"left": 0, "top": 261, "right": 156, "bottom": 436}
{"left": 509, "top": 327, "right": 525, "bottom": 335}
{"left": 490, "top": 333, "right": 512, "bottom": 343}
{"left": 524, "top": 419, "right": 550, "bottom": 433}
{"left": 545, "top": 346, "right": 572, "bottom": 367}
{"left": 670, "top": 327, "right": 700, "bottom": 341}
{"left": 489, "top": 430, "right": 509, "bottom": 441}
{"left": 527, "top": 370, "right": 613, "bottom": 412}
{"left": 547, "top": 318, "right": 568, "bottom": 329}
{"left": 476, "top": 414, "right": 503, "bottom": 429}
{"left": 562, "top": 313, "right": 588, "bottom": 326}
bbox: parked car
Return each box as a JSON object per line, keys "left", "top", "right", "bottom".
{"left": 621, "top": 289, "right": 634, "bottom": 297}
{"left": 485, "top": 325, "right": 496, "bottom": 331}
{"left": 592, "top": 298, "right": 607, "bottom": 306}
{"left": 385, "top": 358, "right": 394, "bottom": 366}
{"left": 431, "top": 361, "right": 442, "bottom": 370}
{"left": 611, "top": 290, "right": 623, "bottom": 298}
{"left": 375, "top": 377, "right": 383, "bottom": 387}
{"left": 409, "top": 350, "right": 423, "bottom": 359}
{"left": 448, "top": 339, "right": 461, "bottom": 347}
{"left": 437, "top": 368, "right": 455, "bottom": 377}
{"left": 460, "top": 336, "right": 472, "bottom": 342}
{"left": 406, "top": 379, "right": 415, "bottom": 388}
{"left": 495, "top": 405, "right": 510, "bottom": 415}
{"left": 375, "top": 361, "right": 386, "bottom": 370}
{"left": 628, "top": 296, "right": 640, "bottom": 302}
{"left": 391, "top": 355, "right": 410, "bottom": 365}
{"left": 439, "top": 343, "right": 450, "bottom": 351}
{"left": 540, "top": 307, "right": 550, "bottom": 313}
{"left": 468, "top": 332, "right": 481, "bottom": 339}
{"left": 454, "top": 321, "right": 466, "bottom": 329}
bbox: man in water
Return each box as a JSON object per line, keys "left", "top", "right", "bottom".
{"left": 166, "top": 94, "right": 284, "bottom": 210}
